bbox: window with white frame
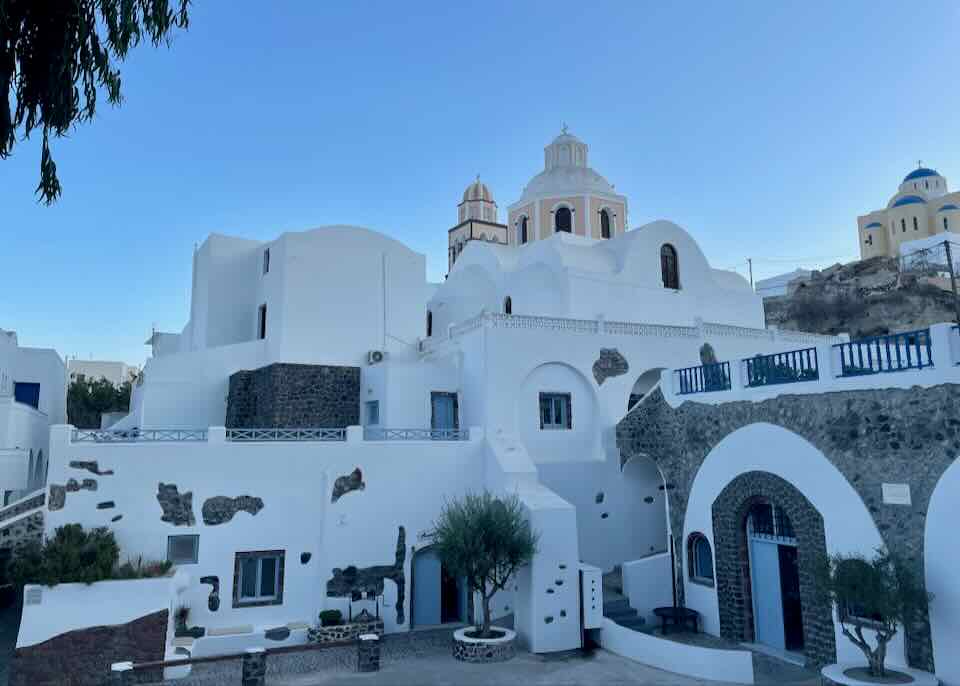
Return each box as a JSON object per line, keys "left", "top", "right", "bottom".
{"left": 539, "top": 392, "right": 571, "bottom": 430}
{"left": 365, "top": 400, "right": 380, "bottom": 426}
{"left": 167, "top": 535, "right": 199, "bottom": 565}
{"left": 234, "top": 550, "right": 285, "bottom": 608}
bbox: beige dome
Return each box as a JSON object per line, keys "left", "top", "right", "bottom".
{"left": 462, "top": 177, "right": 494, "bottom": 203}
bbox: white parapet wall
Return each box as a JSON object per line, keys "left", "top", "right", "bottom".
{"left": 621, "top": 552, "right": 672, "bottom": 627}
{"left": 597, "top": 618, "right": 755, "bottom": 684}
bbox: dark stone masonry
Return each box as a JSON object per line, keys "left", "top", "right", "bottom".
{"left": 202, "top": 495, "right": 264, "bottom": 525}
{"left": 68, "top": 460, "right": 113, "bottom": 476}
{"left": 592, "top": 348, "right": 629, "bottom": 385}
{"left": 226, "top": 363, "right": 360, "bottom": 429}
{"left": 331, "top": 468, "right": 365, "bottom": 503}
{"left": 9, "top": 609, "right": 167, "bottom": 686}
{"left": 156, "top": 483, "right": 195, "bottom": 526}
{"left": 328, "top": 527, "right": 406, "bottom": 625}
{"left": 616, "top": 384, "right": 960, "bottom": 672}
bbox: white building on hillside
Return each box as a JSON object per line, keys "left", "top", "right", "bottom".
{"left": 0, "top": 329, "right": 65, "bottom": 503}
{"left": 858, "top": 165, "right": 960, "bottom": 260}
{"left": 14, "top": 131, "right": 960, "bottom": 686}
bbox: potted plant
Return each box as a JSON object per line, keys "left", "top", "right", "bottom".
{"left": 816, "top": 548, "right": 933, "bottom": 684}
{"left": 432, "top": 491, "right": 538, "bottom": 662}
{"left": 318, "top": 609, "right": 343, "bottom": 627}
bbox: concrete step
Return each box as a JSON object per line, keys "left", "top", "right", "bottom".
{"left": 602, "top": 598, "right": 631, "bottom": 614}
{"left": 604, "top": 607, "right": 639, "bottom": 621}
{"left": 614, "top": 615, "right": 647, "bottom": 630}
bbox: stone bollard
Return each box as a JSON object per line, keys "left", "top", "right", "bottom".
{"left": 357, "top": 633, "right": 380, "bottom": 673}
{"left": 241, "top": 647, "right": 267, "bottom": 686}
{"left": 110, "top": 662, "right": 133, "bottom": 686}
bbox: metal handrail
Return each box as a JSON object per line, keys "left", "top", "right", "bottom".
{"left": 363, "top": 427, "right": 470, "bottom": 441}
{"left": 833, "top": 328, "right": 933, "bottom": 377}
{"left": 72, "top": 428, "right": 208, "bottom": 443}
{"left": 744, "top": 348, "right": 819, "bottom": 388}
{"left": 225, "top": 428, "right": 347, "bottom": 442}
{"left": 675, "top": 361, "right": 731, "bottom": 395}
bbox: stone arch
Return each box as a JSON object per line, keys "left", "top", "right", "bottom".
{"left": 712, "top": 471, "right": 835, "bottom": 668}
{"left": 626, "top": 367, "right": 665, "bottom": 413}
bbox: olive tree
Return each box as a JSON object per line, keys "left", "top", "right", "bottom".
{"left": 432, "top": 492, "right": 538, "bottom": 638}
{"left": 816, "top": 548, "right": 931, "bottom": 678}
{"left": 1, "top": 0, "right": 190, "bottom": 203}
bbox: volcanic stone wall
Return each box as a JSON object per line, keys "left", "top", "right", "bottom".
{"left": 226, "top": 363, "right": 360, "bottom": 429}
{"left": 616, "top": 384, "right": 960, "bottom": 671}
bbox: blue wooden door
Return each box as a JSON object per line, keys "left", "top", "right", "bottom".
{"left": 413, "top": 550, "right": 441, "bottom": 627}
{"left": 750, "top": 538, "right": 785, "bottom": 650}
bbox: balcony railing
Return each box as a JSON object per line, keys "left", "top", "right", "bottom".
{"left": 72, "top": 428, "right": 208, "bottom": 443}
{"left": 225, "top": 428, "right": 347, "bottom": 442}
{"left": 675, "top": 361, "right": 731, "bottom": 395}
{"left": 745, "top": 348, "right": 819, "bottom": 388}
{"left": 363, "top": 427, "right": 470, "bottom": 441}
{"left": 834, "top": 329, "right": 933, "bottom": 377}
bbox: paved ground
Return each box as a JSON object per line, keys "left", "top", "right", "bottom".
{"left": 0, "top": 601, "right": 21, "bottom": 686}
{"left": 270, "top": 647, "right": 818, "bottom": 686}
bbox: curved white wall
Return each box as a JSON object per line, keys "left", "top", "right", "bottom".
{"left": 681, "top": 422, "right": 906, "bottom": 667}
{"left": 925, "top": 457, "right": 960, "bottom": 686}
{"left": 516, "top": 363, "right": 598, "bottom": 464}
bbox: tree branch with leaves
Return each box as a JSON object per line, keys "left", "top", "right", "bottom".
{"left": 432, "top": 491, "right": 538, "bottom": 638}
{"left": 815, "top": 548, "right": 932, "bottom": 678}
{"left": 0, "top": 0, "right": 190, "bottom": 203}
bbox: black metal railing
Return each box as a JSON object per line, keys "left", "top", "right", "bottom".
{"left": 834, "top": 329, "right": 933, "bottom": 377}
{"left": 744, "top": 348, "right": 819, "bottom": 387}
{"left": 675, "top": 361, "right": 732, "bottom": 395}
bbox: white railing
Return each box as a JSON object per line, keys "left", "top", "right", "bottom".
{"left": 225, "top": 428, "right": 347, "bottom": 442}
{"left": 418, "top": 312, "right": 841, "bottom": 354}
{"left": 71, "top": 428, "right": 208, "bottom": 443}
{"left": 363, "top": 427, "right": 471, "bottom": 441}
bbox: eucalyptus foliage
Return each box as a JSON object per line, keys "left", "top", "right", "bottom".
{"left": 67, "top": 375, "right": 132, "bottom": 428}
{"left": 0, "top": 0, "right": 190, "bottom": 203}
{"left": 816, "top": 548, "right": 931, "bottom": 678}
{"left": 432, "top": 492, "right": 538, "bottom": 638}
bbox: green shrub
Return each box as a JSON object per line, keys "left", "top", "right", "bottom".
{"left": 318, "top": 609, "right": 343, "bottom": 627}
{"left": 113, "top": 556, "right": 173, "bottom": 580}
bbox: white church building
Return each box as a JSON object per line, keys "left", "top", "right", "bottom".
{"left": 11, "top": 131, "right": 960, "bottom": 686}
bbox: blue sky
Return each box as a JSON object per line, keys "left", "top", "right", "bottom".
{"left": 2, "top": 0, "right": 958, "bottom": 365}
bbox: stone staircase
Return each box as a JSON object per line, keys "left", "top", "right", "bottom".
{"left": 602, "top": 569, "right": 647, "bottom": 631}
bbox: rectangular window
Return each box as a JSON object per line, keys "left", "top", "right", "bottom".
{"left": 430, "top": 392, "right": 459, "bottom": 431}
{"left": 263, "top": 248, "right": 270, "bottom": 274}
{"left": 13, "top": 382, "right": 40, "bottom": 410}
{"left": 539, "top": 392, "right": 571, "bottom": 430}
{"left": 167, "top": 535, "right": 199, "bottom": 565}
{"left": 257, "top": 304, "right": 267, "bottom": 340}
{"left": 234, "top": 550, "right": 285, "bottom": 608}
{"left": 364, "top": 400, "right": 380, "bottom": 426}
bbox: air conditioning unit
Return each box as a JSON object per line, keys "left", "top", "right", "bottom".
{"left": 367, "top": 350, "right": 386, "bottom": 365}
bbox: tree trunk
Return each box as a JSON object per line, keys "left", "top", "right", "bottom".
{"left": 481, "top": 592, "right": 492, "bottom": 637}
{"left": 870, "top": 638, "right": 888, "bottom": 678}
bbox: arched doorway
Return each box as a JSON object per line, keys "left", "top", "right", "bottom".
{"left": 711, "top": 471, "right": 834, "bottom": 667}
{"left": 627, "top": 368, "right": 666, "bottom": 412}
{"left": 411, "top": 546, "right": 468, "bottom": 628}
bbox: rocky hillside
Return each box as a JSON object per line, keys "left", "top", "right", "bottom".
{"left": 764, "top": 256, "right": 958, "bottom": 338}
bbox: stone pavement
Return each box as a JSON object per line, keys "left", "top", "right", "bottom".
{"left": 269, "top": 646, "right": 820, "bottom": 686}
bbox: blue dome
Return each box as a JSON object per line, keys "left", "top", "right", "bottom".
{"left": 864, "top": 222, "right": 882, "bottom": 229}
{"left": 939, "top": 204, "right": 959, "bottom": 212}
{"left": 903, "top": 167, "right": 939, "bottom": 182}
{"left": 891, "top": 195, "right": 926, "bottom": 208}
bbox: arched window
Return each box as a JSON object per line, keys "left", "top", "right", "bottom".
{"left": 913, "top": 216, "right": 919, "bottom": 231}
{"left": 945, "top": 217, "right": 950, "bottom": 232}
{"left": 555, "top": 206, "right": 572, "bottom": 233}
{"left": 504, "top": 296, "right": 512, "bottom": 315}
{"left": 519, "top": 217, "right": 528, "bottom": 244}
{"left": 426, "top": 311, "right": 433, "bottom": 338}
{"left": 600, "top": 209, "right": 611, "bottom": 239}
{"left": 687, "top": 533, "right": 714, "bottom": 584}
{"left": 661, "top": 244, "right": 679, "bottom": 289}
{"left": 901, "top": 218, "right": 906, "bottom": 233}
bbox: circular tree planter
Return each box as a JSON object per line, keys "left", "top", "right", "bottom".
{"left": 452, "top": 627, "right": 517, "bottom": 663}
{"left": 821, "top": 663, "right": 938, "bottom": 686}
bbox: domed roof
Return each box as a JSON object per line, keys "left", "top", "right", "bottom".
{"left": 939, "top": 204, "right": 959, "bottom": 212}
{"left": 891, "top": 195, "right": 926, "bottom": 208}
{"left": 462, "top": 177, "right": 494, "bottom": 203}
{"left": 903, "top": 167, "right": 940, "bottom": 182}
{"left": 521, "top": 166, "right": 617, "bottom": 199}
